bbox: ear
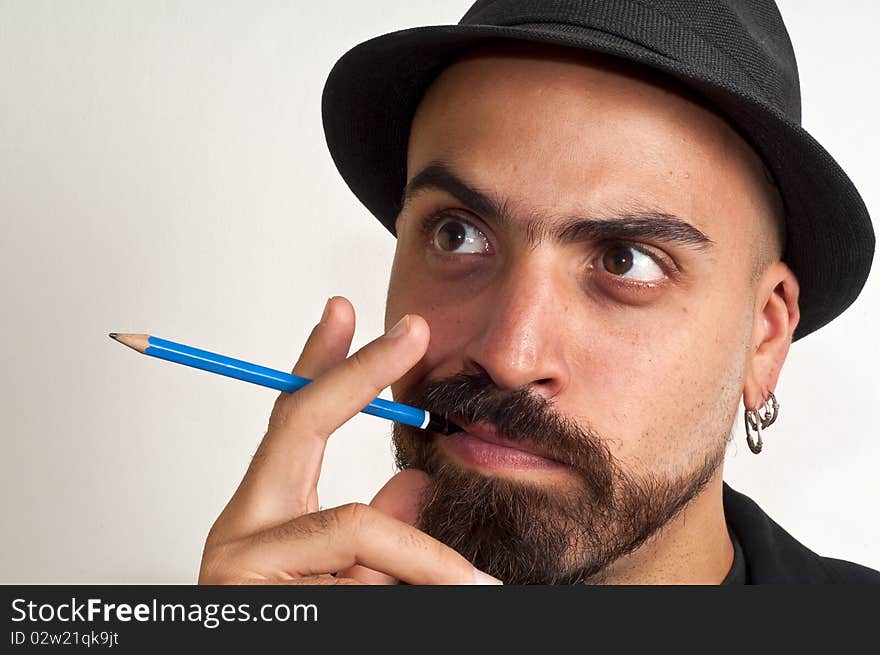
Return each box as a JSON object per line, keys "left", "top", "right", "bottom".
{"left": 742, "top": 261, "right": 800, "bottom": 411}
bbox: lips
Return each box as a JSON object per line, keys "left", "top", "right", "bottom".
{"left": 437, "top": 419, "right": 568, "bottom": 472}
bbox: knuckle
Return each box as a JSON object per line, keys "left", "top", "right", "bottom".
{"left": 204, "top": 522, "right": 224, "bottom": 549}
{"left": 267, "top": 391, "right": 304, "bottom": 431}
{"left": 204, "top": 513, "right": 240, "bottom": 549}
{"left": 397, "top": 526, "right": 428, "bottom": 553}
{"left": 334, "top": 502, "right": 371, "bottom": 530}
{"left": 346, "top": 348, "right": 388, "bottom": 394}
{"left": 267, "top": 399, "right": 289, "bottom": 431}
{"left": 346, "top": 349, "right": 371, "bottom": 376}
{"left": 347, "top": 348, "right": 387, "bottom": 388}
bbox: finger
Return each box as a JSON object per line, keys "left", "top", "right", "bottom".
{"left": 237, "top": 502, "right": 502, "bottom": 586}
{"left": 268, "top": 296, "right": 356, "bottom": 433}
{"left": 292, "top": 296, "right": 355, "bottom": 384}
{"left": 274, "top": 313, "right": 430, "bottom": 437}
{"left": 237, "top": 313, "right": 430, "bottom": 525}
{"left": 207, "top": 297, "right": 356, "bottom": 542}
{"left": 340, "top": 469, "right": 431, "bottom": 584}
{"left": 282, "top": 296, "right": 355, "bottom": 514}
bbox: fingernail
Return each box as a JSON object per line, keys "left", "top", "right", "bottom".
{"left": 319, "top": 297, "right": 333, "bottom": 324}
{"left": 385, "top": 314, "right": 410, "bottom": 339}
{"left": 473, "top": 570, "right": 503, "bottom": 585}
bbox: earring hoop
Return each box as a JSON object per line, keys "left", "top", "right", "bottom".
{"left": 760, "top": 390, "right": 779, "bottom": 429}
{"left": 744, "top": 389, "right": 777, "bottom": 455}
{"left": 745, "top": 404, "right": 763, "bottom": 454}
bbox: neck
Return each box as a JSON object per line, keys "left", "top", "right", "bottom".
{"left": 589, "top": 471, "right": 733, "bottom": 584}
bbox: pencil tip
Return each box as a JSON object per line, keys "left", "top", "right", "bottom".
{"left": 445, "top": 422, "right": 464, "bottom": 436}
{"left": 109, "top": 333, "right": 119, "bottom": 340}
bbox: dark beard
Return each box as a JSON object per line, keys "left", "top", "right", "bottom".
{"left": 391, "top": 371, "right": 726, "bottom": 584}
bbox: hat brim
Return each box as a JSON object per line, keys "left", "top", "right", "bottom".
{"left": 321, "top": 23, "right": 874, "bottom": 342}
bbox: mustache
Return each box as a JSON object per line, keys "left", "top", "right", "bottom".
{"left": 397, "top": 370, "right": 616, "bottom": 498}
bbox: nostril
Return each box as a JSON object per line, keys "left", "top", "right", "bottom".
{"left": 463, "top": 360, "right": 491, "bottom": 378}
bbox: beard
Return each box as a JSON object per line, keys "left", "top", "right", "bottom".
{"left": 391, "top": 370, "right": 727, "bottom": 584}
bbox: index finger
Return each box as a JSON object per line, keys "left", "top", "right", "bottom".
{"left": 229, "top": 312, "right": 430, "bottom": 536}
{"left": 240, "top": 502, "right": 503, "bottom": 585}
{"left": 339, "top": 469, "right": 431, "bottom": 584}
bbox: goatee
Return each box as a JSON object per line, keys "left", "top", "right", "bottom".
{"left": 391, "top": 371, "right": 725, "bottom": 584}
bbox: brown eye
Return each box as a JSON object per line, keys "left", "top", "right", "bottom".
{"left": 603, "top": 245, "right": 633, "bottom": 275}
{"left": 436, "top": 221, "right": 467, "bottom": 252}
{"left": 600, "top": 244, "right": 665, "bottom": 282}
{"left": 430, "top": 217, "right": 490, "bottom": 254}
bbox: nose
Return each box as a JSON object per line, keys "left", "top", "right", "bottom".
{"left": 461, "top": 256, "right": 570, "bottom": 400}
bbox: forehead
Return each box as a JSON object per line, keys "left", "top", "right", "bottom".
{"left": 405, "top": 44, "right": 768, "bottom": 244}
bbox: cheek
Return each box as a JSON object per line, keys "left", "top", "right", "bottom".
{"left": 386, "top": 259, "right": 486, "bottom": 396}
{"left": 572, "top": 329, "right": 682, "bottom": 466}
{"left": 574, "top": 303, "right": 744, "bottom": 471}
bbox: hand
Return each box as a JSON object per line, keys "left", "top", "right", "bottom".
{"left": 198, "top": 296, "right": 502, "bottom": 585}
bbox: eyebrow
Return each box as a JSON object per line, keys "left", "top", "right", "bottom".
{"left": 400, "top": 161, "right": 715, "bottom": 251}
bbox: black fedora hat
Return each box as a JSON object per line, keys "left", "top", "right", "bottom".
{"left": 321, "top": 0, "right": 874, "bottom": 342}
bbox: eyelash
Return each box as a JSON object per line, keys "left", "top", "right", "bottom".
{"left": 419, "top": 210, "right": 675, "bottom": 281}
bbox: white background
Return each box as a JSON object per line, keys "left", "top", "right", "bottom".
{"left": 1, "top": 0, "right": 877, "bottom": 582}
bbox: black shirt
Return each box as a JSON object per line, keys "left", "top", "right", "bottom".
{"left": 720, "top": 482, "right": 879, "bottom": 584}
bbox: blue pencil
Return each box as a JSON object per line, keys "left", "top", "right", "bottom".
{"left": 108, "top": 333, "right": 462, "bottom": 435}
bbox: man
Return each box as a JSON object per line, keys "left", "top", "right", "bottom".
{"left": 198, "top": 1, "right": 878, "bottom": 584}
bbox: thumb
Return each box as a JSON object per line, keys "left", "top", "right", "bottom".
{"left": 338, "top": 468, "right": 431, "bottom": 584}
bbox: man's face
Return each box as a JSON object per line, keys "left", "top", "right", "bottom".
{"left": 385, "top": 44, "right": 776, "bottom": 583}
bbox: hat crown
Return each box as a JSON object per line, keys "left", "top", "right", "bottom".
{"left": 459, "top": 0, "right": 800, "bottom": 121}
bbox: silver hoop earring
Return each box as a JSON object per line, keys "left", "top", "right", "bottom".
{"left": 760, "top": 390, "right": 779, "bottom": 429}
{"left": 745, "top": 390, "right": 778, "bottom": 454}
{"left": 745, "top": 405, "right": 763, "bottom": 454}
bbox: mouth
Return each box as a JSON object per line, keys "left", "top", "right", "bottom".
{"left": 434, "top": 419, "right": 569, "bottom": 474}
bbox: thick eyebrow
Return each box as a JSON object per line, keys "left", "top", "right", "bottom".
{"left": 400, "top": 161, "right": 714, "bottom": 251}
